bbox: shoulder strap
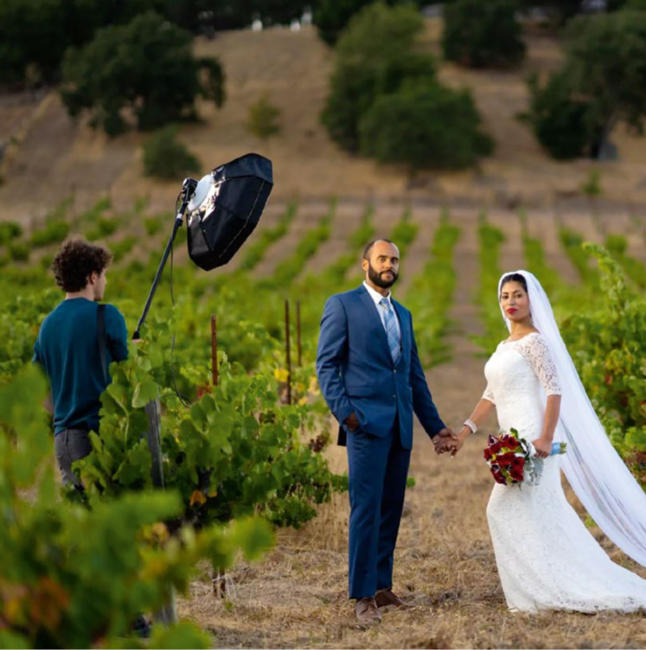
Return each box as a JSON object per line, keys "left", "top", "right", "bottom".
{"left": 97, "top": 303, "right": 108, "bottom": 384}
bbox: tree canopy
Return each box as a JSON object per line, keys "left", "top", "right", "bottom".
{"left": 527, "top": 8, "right": 646, "bottom": 158}
{"left": 321, "top": 1, "right": 493, "bottom": 171}
{"left": 0, "top": 0, "right": 307, "bottom": 87}
{"left": 321, "top": 2, "right": 435, "bottom": 152}
{"left": 0, "top": 0, "right": 163, "bottom": 86}
{"left": 442, "top": 0, "right": 526, "bottom": 68}
{"left": 359, "top": 81, "right": 493, "bottom": 172}
{"left": 60, "top": 11, "right": 225, "bottom": 135}
{"left": 314, "top": 0, "right": 424, "bottom": 46}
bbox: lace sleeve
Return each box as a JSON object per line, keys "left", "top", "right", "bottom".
{"left": 519, "top": 334, "right": 562, "bottom": 396}
{"left": 482, "top": 383, "right": 495, "bottom": 404}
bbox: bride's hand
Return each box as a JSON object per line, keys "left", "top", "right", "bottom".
{"left": 532, "top": 437, "right": 551, "bottom": 458}
{"left": 449, "top": 426, "right": 470, "bottom": 456}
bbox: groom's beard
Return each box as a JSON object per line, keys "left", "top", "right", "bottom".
{"left": 368, "top": 263, "right": 398, "bottom": 289}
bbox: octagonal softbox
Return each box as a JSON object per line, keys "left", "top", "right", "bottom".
{"left": 186, "top": 153, "right": 273, "bottom": 270}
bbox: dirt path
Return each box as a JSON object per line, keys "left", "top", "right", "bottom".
{"left": 177, "top": 220, "right": 646, "bottom": 648}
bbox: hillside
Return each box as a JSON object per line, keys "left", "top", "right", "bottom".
{"left": 1, "top": 21, "right": 646, "bottom": 225}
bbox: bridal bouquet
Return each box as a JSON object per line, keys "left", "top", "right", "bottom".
{"left": 483, "top": 428, "right": 566, "bottom": 486}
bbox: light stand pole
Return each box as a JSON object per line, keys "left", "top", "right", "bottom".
{"left": 132, "top": 177, "right": 197, "bottom": 340}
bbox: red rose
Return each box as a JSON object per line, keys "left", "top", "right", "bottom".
{"left": 493, "top": 471, "right": 506, "bottom": 484}
{"left": 510, "top": 467, "right": 524, "bottom": 481}
{"left": 498, "top": 452, "right": 517, "bottom": 465}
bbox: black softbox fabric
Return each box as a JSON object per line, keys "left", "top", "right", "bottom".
{"left": 186, "top": 153, "right": 273, "bottom": 270}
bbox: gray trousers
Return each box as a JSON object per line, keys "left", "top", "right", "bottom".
{"left": 54, "top": 429, "right": 92, "bottom": 487}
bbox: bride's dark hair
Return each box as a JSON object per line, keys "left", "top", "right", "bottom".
{"left": 500, "top": 272, "right": 528, "bottom": 295}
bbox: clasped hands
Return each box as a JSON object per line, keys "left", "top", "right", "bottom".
{"left": 433, "top": 427, "right": 461, "bottom": 455}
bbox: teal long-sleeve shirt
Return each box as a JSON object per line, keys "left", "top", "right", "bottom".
{"left": 33, "top": 298, "right": 128, "bottom": 434}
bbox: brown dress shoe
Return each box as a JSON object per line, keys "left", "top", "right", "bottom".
{"left": 354, "top": 597, "right": 382, "bottom": 624}
{"left": 375, "top": 588, "right": 413, "bottom": 608}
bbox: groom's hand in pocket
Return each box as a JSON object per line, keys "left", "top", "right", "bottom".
{"left": 344, "top": 412, "right": 360, "bottom": 431}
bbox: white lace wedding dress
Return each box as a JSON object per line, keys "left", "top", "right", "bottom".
{"left": 483, "top": 332, "right": 646, "bottom": 612}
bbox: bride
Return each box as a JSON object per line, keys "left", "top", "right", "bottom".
{"left": 452, "top": 270, "right": 646, "bottom": 612}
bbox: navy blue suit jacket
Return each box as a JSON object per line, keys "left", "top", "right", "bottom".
{"left": 316, "top": 285, "right": 445, "bottom": 449}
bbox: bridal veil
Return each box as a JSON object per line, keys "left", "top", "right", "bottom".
{"left": 498, "top": 270, "right": 646, "bottom": 567}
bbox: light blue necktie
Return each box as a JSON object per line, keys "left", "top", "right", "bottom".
{"left": 379, "top": 297, "right": 401, "bottom": 365}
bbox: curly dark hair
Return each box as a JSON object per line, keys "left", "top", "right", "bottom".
{"left": 52, "top": 239, "right": 111, "bottom": 292}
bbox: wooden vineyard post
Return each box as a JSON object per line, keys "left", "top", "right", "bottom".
{"left": 296, "top": 300, "right": 302, "bottom": 367}
{"left": 144, "top": 399, "right": 178, "bottom": 624}
{"left": 211, "top": 314, "right": 218, "bottom": 386}
{"left": 285, "top": 299, "right": 292, "bottom": 405}
{"left": 144, "top": 399, "right": 165, "bottom": 490}
{"left": 208, "top": 313, "right": 226, "bottom": 596}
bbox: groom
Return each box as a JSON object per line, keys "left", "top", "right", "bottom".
{"left": 316, "top": 239, "right": 455, "bottom": 625}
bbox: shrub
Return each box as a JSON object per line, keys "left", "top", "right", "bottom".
{"left": 39, "top": 253, "right": 54, "bottom": 270}
{"left": 30, "top": 220, "right": 70, "bottom": 247}
{"left": 442, "top": 0, "right": 526, "bottom": 68}
{"left": 389, "top": 209, "right": 418, "bottom": 258}
{"left": 144, "top": 216, "right": 164, "bottom": 236}
{"left": 8, "top": 241, "right": 30, "bottom": 261}
{"left": 0, "top": 365, "right": 272, "bottom": 649}
{"left": 246, "top": 94, "right": 281, "bottom": 140}
{"left": 314, "top": 0, "right": 424, "bottom": 46}
{"left": 142, "top": 126, "right": 201, "bottom": 180}
{"left": 77, "top": 195, "right": 111, "bottom": 223}
{"left": 321, "top": 2, "right": 435, "bottom": 153}
{"left": 581, "top": 168, "right": 602, "bottom": 199}
{"left": 60, "top": 11, "right": 225, "bottom": 134}
{"left": 315, "top": 0, "right": 374, "bottom": 46}
{"left": 111, "top": 236, "right": 137, "bottom": 263}
{"left": 359, "top": 80, "right": 493, "bottom": 171}
{"left": 239, "top": 200, "right": 298, "bottom": 272}
{"left": 85, "top": 217, "right": 118, "bottom": 241}
{"left": 0, "top": 221, "right": 22, "bottom": 245}
{"left": 525, "top": 71, "right": 590, "bottom": 159}
{"left": 526, "top": 10, "right": 646, "bottom": 159}
{"left": 560, "top": 245, "right": 646, "bottom": 488}
{"left": 0, "top": 0, "right": 172, "bottom": 86}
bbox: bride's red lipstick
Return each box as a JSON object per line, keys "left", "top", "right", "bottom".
{"left": 506, "top": 308, "right": 518, "bottom": 315}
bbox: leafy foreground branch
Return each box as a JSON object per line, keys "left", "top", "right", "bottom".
{"left": 0, "top": 366, "right": 272, "bottom": 649}
{"left": 75, "top": 327, "right": 347, "bottom": 530}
